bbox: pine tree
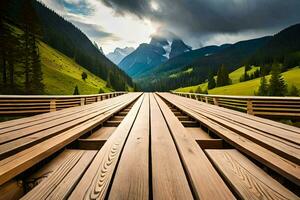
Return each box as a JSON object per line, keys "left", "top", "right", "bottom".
{"left": 243, "top": 67, "right": 250, "bottom": 81}
{"left": 20, "top": 0, "right": 44, "bottom": 94}
{"left": 30, "top": 38, "right": 44, "bottom": 94}
{"left": 217, "top": 65, "right": 230, "bottom": 87}
{"left": 207, "top": 70, "right": 216, "bottom": 89}
{"left": 268, "top": 65, "right": 287, "bottom": 96}
{"left": 288, "top": 85, "right": 299, "bottom": 96}
{"left": 257, "top": 76, "right": 268, "bottom": 96}
{"left": 81, "top": 72, "right": 87, "bottom": 81}
{"left": 106, "top": 72, "right": 112, "bottom": 88}
{"left": 0, "top": 3, "right": 23, "bottom": 94}
{"left": 195, "top": 86, "right": 202, "bottom": 94}
{"left": 73, "top": 85, "right": 79, "bottom": 95}
{"left": 133, "top": 83, "right": 139, "bottom": 92}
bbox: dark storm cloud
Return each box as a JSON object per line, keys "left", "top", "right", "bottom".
{"left": 102, "top": 0, "right": 300, "bottom": 37}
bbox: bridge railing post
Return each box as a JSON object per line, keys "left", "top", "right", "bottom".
{"left": 205, "top": 96, "right": 208, "bottom": 104}
{"left": 247, "top": 99, "right": 254, "bottom": 115}
{"left": 213, "top": 97, "right": 219, "bottom": 106}
{"left": 50, "top": 99, "right": 56, "bottom": 112}
{"left": 80, "top": 98, "right": 85, "bottom": 106}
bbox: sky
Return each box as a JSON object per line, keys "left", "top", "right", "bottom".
{"left": 39, "top": 0, "right": 300, "bottom": 54}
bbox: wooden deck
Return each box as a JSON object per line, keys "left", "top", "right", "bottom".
{"left": 0, "top": 93, "right": 299, "bottom": 200}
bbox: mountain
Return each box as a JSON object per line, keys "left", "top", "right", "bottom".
{"left": 139, "top": 44, "right": 231, "bottom": 78}
{"left": 169, "top": 39, "right": 192, "bottom": 58}
{"left": 3, "top": 0, "right": 133, "bottom": 92}
{"left": 137, "top": 36, "right": 271, "bottom": 91}
{"left": 119, "top": 36, "right": 191, "bottom": 78}
{"left": 106, "top": 47, "right": 135, "bottom": 65}
{"left": 249, "top": 23, "right": 300, "bottom": 67}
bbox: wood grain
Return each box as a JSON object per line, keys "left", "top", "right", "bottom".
{"left": 0, "top": 93, "right": 141, "bottom": 185}
{"left": 154, "top": 94, "right": 235, "bottom": 200}
{"left": 21, "top": 150, "right": 96, "bottom": 200}
{"left": 69, "top": 94, "right": 144, "bottom": 200}
{"left": 150, "top": 93, "right": 193, "bottom": 200}
{"left": 108, "top": 93, "right": 150, "bottom": 200}
{"left": 158, "top": 93, "right": 300, "bottom": 186}
{"left": 206, "top": 149, "right": 298, "bottom": 200}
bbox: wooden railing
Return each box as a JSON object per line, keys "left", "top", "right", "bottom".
{"left": 0, "top": 92, "right": 126, "bottom": 115}
{"left": 172, "top": 92, "right": 300, "bottom": 119}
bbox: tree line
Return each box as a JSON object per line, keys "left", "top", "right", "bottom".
{"left": 0, "top": 0, "right": 44, "bottom": 94}
{"left": 257, "top": 65, "right": 299, "bottom": 96}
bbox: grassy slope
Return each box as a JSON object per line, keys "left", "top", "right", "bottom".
{"left": 9, "top": 23, "right": 113, "bottom": 95}
{"left": 176, "top": 66, "right": 300, "bottom": 95}
{"left": 39, "top": 42, "right": 111, "bottom": 95}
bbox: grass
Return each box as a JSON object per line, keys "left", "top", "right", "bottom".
{"left": 39, "top": 42, "right": 111, "bottom": 95}
{"left": 176, "top": 66, "right": 300, "bottom": 95}
{"left": 228, "top": 66, "right": 260, "bottom": 84}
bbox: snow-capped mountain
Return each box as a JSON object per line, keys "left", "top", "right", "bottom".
{"left": 118, "top": 36, "right": 191, "bottom": 78}
{"left": 106, "top": 47, "right": 135, "bottom": 65}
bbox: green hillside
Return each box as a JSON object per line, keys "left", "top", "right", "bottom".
{"left": 176, "top": 67, "right": 300, "bottom": 95}
{"left": 40, "top": 42, "right": 112, "bottom": 95}
{"left": 5, "top": 23, "right": 113, "bottom": 95}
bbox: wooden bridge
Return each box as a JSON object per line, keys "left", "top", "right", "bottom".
{"left": 0, "top": 92, "right": 299, "bottom": 200}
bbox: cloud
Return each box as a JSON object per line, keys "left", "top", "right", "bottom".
{"left": 68, "top": 19, "right": 121, "bottom": 42}
{"left": 59, "top": 0, "right": 95, "bottom": 15}
{"left": 101, "top": 0, "right": 300, "bottom": 46}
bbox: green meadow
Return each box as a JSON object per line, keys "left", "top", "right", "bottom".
{"left": 40, "top": 41, "right": 111, "bottom": 95}
{"left": 175, "top": 66, "right": 300, "bottom": 95}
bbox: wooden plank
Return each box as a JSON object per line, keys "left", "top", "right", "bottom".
{"left": 0, "top": 93, "right": 141, "bottom": 185}
{"left": 77, "top": 139, "right": 106, "bottom": 150}
{"left": 158, "top": 93, "right": 300, "bottom": 186}
{"left": 118, "top": 112, "right": 128, "bottom": 116}
{"left": 0, "top": 100, "right": 127, "bottom": 159}
{"left": 181, "top": 120, "right": 199, "bottom": 127}
{"left": 108, "top": 94, "right": 150, "bottom": 200}
{"left": 21, "top": 150, "right": 97, "bottom": 200}
{"left": 104, "top": 121, "right": 121, "bottom": 127}
{"left": 187, "top": 127, "right": 212, "bottom": 140}
{"left": 25, "top": 149, "right": 78, "bottom": 189}
{"left": 154, "top": 94, "right": 235, "bottom": 200}
{"left": 177, "top": 115, "right": 190, "bottom": 121}
{"left": 206, "top": 149, "right": 298, "bottom": 200}
{"left": 0, "top": 93, "right": 131, "bottom": 135}
{"left": 0, "top": 93, "right": 128, "bottom": 131}
{"left": 161, "top": 93, "right": 300, "bottom": 164}
{"left": 68, "top": 94, "right": 144, "bottom": 200}
{"left": 166, "top": 93, "right": 300, "bottom": 140}
{"left": 87, "top": 127, "right": 116, "bottom": 140}
{"left": 150, "top": 93, "right": 193, "bottom": 199}
{"left": 0, "top": 179, "right": 24, "bottom": 200}
{"left": 170, "top": 93, "right": 300, "bottom": 134}
{"left": 196, "top": 139, "right": 223, "bottom": 149}
{"left": 0, "top": 97, "right": 126, "bottom": 143}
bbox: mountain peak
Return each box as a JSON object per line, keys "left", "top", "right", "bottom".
{"left": 107, "top": 47, "right": 135, "bottom": 65}
{"left": 169, "top": 39, "right": 192, "bottom": 58}
{"left": 150, "top": 36, "right": 169, "bottom": 47}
